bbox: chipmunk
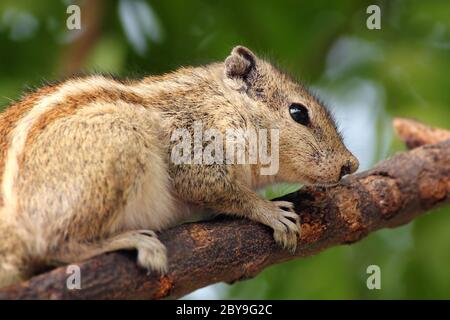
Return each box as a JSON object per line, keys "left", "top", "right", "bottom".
{"left": 0, "top": 46, "right": 358, "bottom": 288}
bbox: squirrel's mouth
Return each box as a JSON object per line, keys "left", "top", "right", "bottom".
{"left": 282, "top": 168, "right": 343, "bottom": 187}
{"left": 301, "top": 175, "right": 341, "bottom": 187}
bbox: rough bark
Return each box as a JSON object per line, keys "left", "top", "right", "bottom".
{"left": 393, "top": 118, "right": 450, "bottom": 148}
{"left": 0, "top": 119, "right": 448, "bottom": 299}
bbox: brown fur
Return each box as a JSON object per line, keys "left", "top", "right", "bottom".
{"left": 0, "top": 86, "right": 59, "bottom": 206}
{"left": 25, "top": 86, "right": 146, "bottom": 150}
{"left": 0, "top": 46, "right": 358, "bottom": 287}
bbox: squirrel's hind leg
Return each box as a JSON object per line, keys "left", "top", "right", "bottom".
{"left": 50, "top": 230, "right": 168, "bottom": 274}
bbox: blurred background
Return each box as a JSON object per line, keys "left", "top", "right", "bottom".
{"left": 0, "top": 0, "right": 449, "bottom": 299}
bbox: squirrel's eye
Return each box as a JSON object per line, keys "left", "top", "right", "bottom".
{"left": 289, "top": 103, "right": 310, "bottom": 126}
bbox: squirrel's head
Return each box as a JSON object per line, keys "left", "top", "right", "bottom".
{"left": 223, "top": 45, "right": 359, "bottom": 185}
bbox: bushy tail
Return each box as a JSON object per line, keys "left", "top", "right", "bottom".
{"left": 0, "top": 260, "right": 24, "bottom": 288}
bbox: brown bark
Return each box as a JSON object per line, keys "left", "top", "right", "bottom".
{"left": 393, "top": 117, "right": 450, "bottom": 148}
{"left": 0, "top": 119, "right": 449, "bottom": 299}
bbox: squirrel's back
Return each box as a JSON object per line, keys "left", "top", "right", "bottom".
{"left": 0, "top": 75, "right": 188, "bottom": 287}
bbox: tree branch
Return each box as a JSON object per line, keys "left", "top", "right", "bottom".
{"left": 0, "top": 119, "right": 449, "bottom": 299}
{"left": 393, "top": 117, "right": 450, "bottom": 148}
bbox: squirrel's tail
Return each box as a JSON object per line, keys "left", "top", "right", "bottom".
{"left": 0, "top": 211, "right": 29, "bottom": 288}
{"left": 0, "top": 260, "right": 24, "bottom": 289}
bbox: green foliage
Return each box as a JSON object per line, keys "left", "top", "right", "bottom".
{"left": 0, "top": 0, "right": 448, "bottom": 299}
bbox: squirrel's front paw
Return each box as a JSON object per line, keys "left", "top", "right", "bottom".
{"left": 266, "top": 201, "right": 301, "bottom": 253}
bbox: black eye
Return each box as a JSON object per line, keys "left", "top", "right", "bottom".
{"left": 289, "top": 103, "right": 310, "bottom": 126}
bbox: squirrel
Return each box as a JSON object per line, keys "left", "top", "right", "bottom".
{"left": 0, "top": 46, "right": 358, "bottom": 288}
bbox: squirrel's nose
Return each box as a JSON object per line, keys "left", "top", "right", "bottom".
{"left": 339, "top": 157, "right": 359, "bottom": 179}
{"left": 339, "top": 164, "right": 351, "bottom": 179}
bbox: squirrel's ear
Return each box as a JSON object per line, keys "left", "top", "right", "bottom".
{"left": 224, "top": 46, "right": 256, "bottom": 79}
